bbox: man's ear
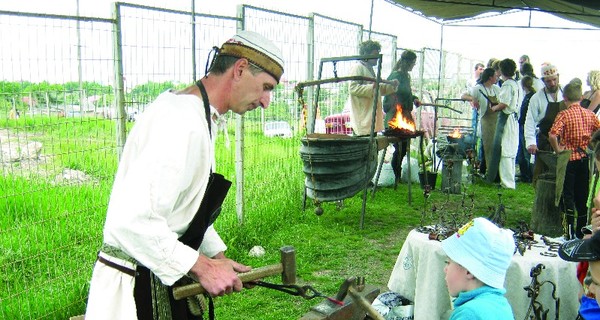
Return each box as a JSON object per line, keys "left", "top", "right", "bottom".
{"left": 232, "top": 58, "right": 249, "bottom": 80}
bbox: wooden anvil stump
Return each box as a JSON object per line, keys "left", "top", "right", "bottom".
{"left": 530, "top": 151, "right": 571, "bottom": 237}
{"left": 531, "top": 178, "right": 563, "bottom": 237}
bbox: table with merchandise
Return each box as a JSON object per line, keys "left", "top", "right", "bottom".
{"left": 387, "top": 228, "right": 581, "bottom": 319}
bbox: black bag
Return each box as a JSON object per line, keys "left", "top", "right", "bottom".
{"left": 581, "top": 98, "right": 591, "bottom": 109}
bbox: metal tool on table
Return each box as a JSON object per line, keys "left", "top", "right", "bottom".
{"left": 523, "top": 263, "right": 560, "bottom": 320}
{"left": 172, "top": 246, "right": 296, "bottom": 300}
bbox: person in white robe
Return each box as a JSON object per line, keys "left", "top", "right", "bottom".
{"left": 85, "top": 30, "right": 284, "bottom": 320}
{"left": 490, "top": 59, "right": 520, "bottom": 189}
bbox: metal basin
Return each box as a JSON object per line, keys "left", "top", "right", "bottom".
{"left": 300, "top": 134, "right": 378, "bottom": 202}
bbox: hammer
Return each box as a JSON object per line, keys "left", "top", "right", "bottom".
{"left": 334, "top": 277, "right": 385, "bottom": 320}
{"left": 172, "top": 245, "right": 296, "bottom": 300}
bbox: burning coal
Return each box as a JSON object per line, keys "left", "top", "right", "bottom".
{"left": 448, "top": 128, "right": 462, "bottom": 138}
{"left": 388, "top": 103, "right": 416, "bottom": 132}
{"left": 384, "top": 103, "right": 424, "bottom": 138}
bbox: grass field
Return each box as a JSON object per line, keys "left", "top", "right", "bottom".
{"left": 0, "top": 115, "right": 536, "bottom": 319}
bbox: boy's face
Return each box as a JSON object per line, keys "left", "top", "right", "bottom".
{"left": 589, "top": 261, "right": 600, "bottom": 306}
{"left": 444, "top": 258, "right": 469, "bottom": 297}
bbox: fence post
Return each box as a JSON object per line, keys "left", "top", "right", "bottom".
{"left": 236, "top": 5, "right": 245, "bottom": 225}
{"left": 113, "top": 3, "right": 127, "bottom": 159}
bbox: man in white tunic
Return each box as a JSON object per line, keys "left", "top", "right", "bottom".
{"left": 524, "top": 64, "right": 563, "bottom": 156}
{"left": 85, "top": 31, "right": 284, "bottom": 320}
{"left": 488, "top": 58, "right": 520, "bottom": 189}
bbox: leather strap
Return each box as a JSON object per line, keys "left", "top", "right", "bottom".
{"left": 97, "top": 255, "right": 137, "bottom": 277}
{"left": 195, "top": 80, "right": 212, "bottom": 138}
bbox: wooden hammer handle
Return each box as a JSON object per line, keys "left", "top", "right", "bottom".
{"left": 172, "top": 263, "right": 283, "bottom": 300}
{"left": 348, "top": 286, "right": 385, "bottom": 320}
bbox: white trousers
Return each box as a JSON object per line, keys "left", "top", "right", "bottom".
{"left": 499, "top": 156, "right": 516, "bottom": 189}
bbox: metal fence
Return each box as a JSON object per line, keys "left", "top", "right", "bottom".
{"left": 0, "top": 2, "right": 480, "bottom": 318}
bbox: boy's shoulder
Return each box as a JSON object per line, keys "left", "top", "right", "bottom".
{"left": 452, "top": 287, "right": 514, "bottom": 320}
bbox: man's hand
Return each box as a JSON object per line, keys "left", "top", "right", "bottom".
{"left": 211, "top": 251, "right": 257, "bottom": 289}
{"left": 592, "top": 196, "right": 600, "bottom": 234}
{"left": 189, "top": 254, "right": 250, "bottom": 296}
{"left": 414, "top": 98, "right": 421, "bottom": 108}
{"left": 591, "top": 208, "right": 600, "bottom": 234}
{"left": 527, "top": 144, "right": 538, "bottom": 155}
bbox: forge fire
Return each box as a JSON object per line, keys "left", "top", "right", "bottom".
{"left": 384, "top": 103, "right": 424, "bottom": 138}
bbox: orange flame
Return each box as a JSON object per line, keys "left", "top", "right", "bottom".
{"left": 449, "top": 128, "right": 462, "bottom": 138}
{"left": 388, "top": 104, "right": 415, "bottom": 132}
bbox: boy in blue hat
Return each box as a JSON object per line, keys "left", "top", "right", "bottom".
{"left": 441, "top": 217, "right": 516, "bottom": 319}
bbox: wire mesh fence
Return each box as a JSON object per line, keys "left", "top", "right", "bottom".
{"left": 0, "top": 2, "right": 481, "bottom": 318}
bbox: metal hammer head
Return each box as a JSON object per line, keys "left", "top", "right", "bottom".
{"left": 334, "top": 277, "right": 356, "bottom": 301}
{"left": 280, "top": 246, "right": 296, "bottom": 285}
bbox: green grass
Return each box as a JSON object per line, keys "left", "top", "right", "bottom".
{"left": 0, "top": 115, "right": 535, "bottom": 319}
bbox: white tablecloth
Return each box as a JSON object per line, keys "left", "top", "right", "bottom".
{"left": 387, "top": 229, "right": 581, "bottom": 319}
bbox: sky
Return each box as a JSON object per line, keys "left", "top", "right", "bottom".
{"left": 3, "top": 0, "right": 600, "bottom": 86}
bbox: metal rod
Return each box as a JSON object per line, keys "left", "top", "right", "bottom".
{"left": 368, "top": 0, "right": 375, "bottom": 40}
{"left": 296, "top": 76, "right": 396, "bottom": 91}
{"left": 191, "top": 0, "right": 197, "bottom": 82}
{"left": 361, "top": 54, "right": 383, "bottom": 229}
{"left": 421, "top": 102, "right": 463, "bottom": 114}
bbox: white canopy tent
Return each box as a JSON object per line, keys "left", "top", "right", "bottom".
{"left": 386, "top": 0, "right": 600, "bottom": 28}
{"left": 361, "top": 0, "right": 600, "bottom": 87}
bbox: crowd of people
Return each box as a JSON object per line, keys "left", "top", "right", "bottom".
{"left": 345, "top": 40, "right": 600, "bottom": 319}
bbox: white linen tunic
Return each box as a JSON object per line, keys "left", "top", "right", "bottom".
{"left": 498, "top": 79, "right": 520, "bottom": 189}
{"left": 524, "top": 86, "right": 563, "bottom": 148}
{"left": 86, "top": 91, "right": 226, "bottom": 319}
{"left": 498, "top": 79, "right": 520, "bottom": 158}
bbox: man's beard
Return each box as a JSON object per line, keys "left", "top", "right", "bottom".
{"left": 546, "top": 85, "right": 559, "bottom": 93}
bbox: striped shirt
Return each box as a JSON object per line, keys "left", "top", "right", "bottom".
{"left": 549, "top": 103, "right": 600, "bottom": 161}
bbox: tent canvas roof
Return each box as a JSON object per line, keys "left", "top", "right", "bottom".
{"left": 387, "top": 0, "right": 600, "bottom": 28}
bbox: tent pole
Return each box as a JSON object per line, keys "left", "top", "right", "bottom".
{"left": 368, "top": 0, "right": 374, "bottom": 39}
{"left": 436, "top": 24, "right": 444, "bottom": 100}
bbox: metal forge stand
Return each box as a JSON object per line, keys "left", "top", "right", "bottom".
{"left": 371, "top": 132, "right": 425, "bottom": 205}
{"left": 296, "top": 54, "right": 395, "bottom": 229}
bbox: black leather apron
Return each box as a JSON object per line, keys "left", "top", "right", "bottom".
{"left": 536, "top": 88, "right": 565, "bottom": 152}
{"left": 532, "top": 88, "right": 565, "bottom": 183}
{"left": 134, "top": 81, "right": 232, "bottom": 320}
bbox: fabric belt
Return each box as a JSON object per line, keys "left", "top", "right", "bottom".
{"left": 97, "top": 243, "right": 139, "bottom": 277}
{"left": 97, "top": 254, "right": 137, "bottom": 277}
